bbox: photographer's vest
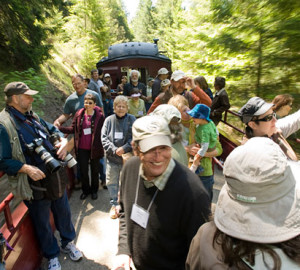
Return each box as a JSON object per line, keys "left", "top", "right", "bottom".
{"left": 0, "top": 109, "right": 32, "bottom": 200}
{"left": 0, "top": 109, "right": 67, "bottom": 201}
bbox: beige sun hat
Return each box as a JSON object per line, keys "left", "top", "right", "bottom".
{"left": 132, "top": 115, "right": 171, "bottom": 153}
{"left": 214, "top": 137, "right": 300, "bottom": 244}
{"left": 151, "top": 104, "right": 181, "bottom": 124}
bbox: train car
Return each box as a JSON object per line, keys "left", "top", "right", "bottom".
{"left": 96, "top": 40, "right": 172, "bottom": 89}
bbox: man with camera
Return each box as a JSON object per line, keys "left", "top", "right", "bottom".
{"left": 0, "top": 82, "right": 82, "bottom": 270}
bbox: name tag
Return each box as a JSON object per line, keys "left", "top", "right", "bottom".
{"left": 138, "top": 110, "right": 144, "bottom": 116}
{"left": 131, "top": 203, "right": 149, "bottom": 229}
{"left": 115, "top": 132, "right": 123, "bottom": 139}
{"left": 83, "top": 128, "right": 91, "bottom": 135}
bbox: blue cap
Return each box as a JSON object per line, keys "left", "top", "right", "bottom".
{"left": 187, "top": 104, "right": 211, "bottom": 121}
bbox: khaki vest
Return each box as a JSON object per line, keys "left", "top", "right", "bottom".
{"left": 0, "top": 109, "right": 33, "bottom": 200}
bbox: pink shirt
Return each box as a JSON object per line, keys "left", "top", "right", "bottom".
{"left": 79, "top": 114, "right": 92, "bottom": 150}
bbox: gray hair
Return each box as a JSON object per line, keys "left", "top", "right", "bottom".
{"left": 130, "top": 70, "right": 140, "bottom": 78}
{"left": 113, "top": 95, "right": 128, "bottom": 108}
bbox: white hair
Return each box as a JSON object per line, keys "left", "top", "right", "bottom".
{"left": 130, "top": 70, "right": 140, "bottom": 78}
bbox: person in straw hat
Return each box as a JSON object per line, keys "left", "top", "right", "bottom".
{"left": 186, "top": 137, "right": 300, "bottom": 270}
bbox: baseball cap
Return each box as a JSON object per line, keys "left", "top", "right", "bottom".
{"left": 158, "top": 68, "right": 169, "bottom": 75}
{"left": 187, "top": 104, "right": 211, "bottom": 122}
{"left": 239, "top": 97, "right": 274, "bottom": 124}
{"left": 161, "top": 79, "right": 171, "bottom": 87}
{"left": 132, "top": 115, "right": 172, "bottom": 153}
{"left": 104, "top": 73, "right": 111, "bottom": 78}
{"left": 4, "top": 82, "right": 38, "bottom": 96}
{"left": 170, "top": 70, "right": 185, "bottom": 81}
{"left": 214, "top": 137, "right": 300, "bottom": 244}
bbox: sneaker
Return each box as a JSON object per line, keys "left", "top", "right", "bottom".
{"left": 109, "top": 205, "right": 118, "bottom": 219}
{"left": 48, "top": 257, "right": 61, "bottom": 270}
{"left": 61, "top": 242, "right": 83, "bottom": 261}
{"left": 101, "top": 181, "right": 108, "bottom": 190}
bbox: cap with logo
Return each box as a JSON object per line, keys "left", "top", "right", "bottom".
{"left": 4, "top": 82, "right": 38, "bottom": 96}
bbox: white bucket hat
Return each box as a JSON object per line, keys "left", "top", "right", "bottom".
{"left": 132, "top": 115, "right": 171, "bottom": 153}
{"left": 151, "top": 104, "right": 181, "bottom": 124}
{"left": 214, "top": 137, "right": 300, "bottom": 244}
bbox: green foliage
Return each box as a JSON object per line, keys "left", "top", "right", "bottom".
{"left": 0, "top": 69, "right": 48, "bottom": 114}
{"left": 0, "top": 0, "right": 66, "bottom": 70}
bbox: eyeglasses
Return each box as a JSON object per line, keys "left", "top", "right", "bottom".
{"left": 84, "top": 101, "right": 94, "bottom": 105}
{"left": 255, "top": 112, "right": 276, "bottom": 122}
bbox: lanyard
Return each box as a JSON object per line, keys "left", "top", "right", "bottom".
{"left": 134, "top": 175, "right": 159, "bottom": 212}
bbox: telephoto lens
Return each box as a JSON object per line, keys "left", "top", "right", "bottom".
{"left": 28, "top": 138, "right": 61, "bottom": 173}
{"left": 49, "top": 134, "right": 77, "bottom": 168}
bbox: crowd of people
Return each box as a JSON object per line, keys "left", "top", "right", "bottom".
{"left": 0, "top": 66, "right": 299, "bottom": 270}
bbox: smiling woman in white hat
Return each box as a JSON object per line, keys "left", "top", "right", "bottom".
{"left": 186, "top": 137, "right": 300, "bottom": 270}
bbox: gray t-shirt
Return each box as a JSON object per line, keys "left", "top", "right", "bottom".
{"left": 63, "top": 89, "right": 102, "bottom": 115}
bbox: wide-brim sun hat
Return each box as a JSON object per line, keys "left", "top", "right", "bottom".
{"left": 214, "top": 137, "right": 300, "bottom": 244}
{"left": 187, "top": 104, "right": 211, "bottom": 122}
{"left": 151, "top": 104, "right": 181, "bottom": 124}
{"left": 239, "top": 97, "right": 274, "bottom": 124}
{"left": 132, "top": 115, "right": 172, "bottom": 153}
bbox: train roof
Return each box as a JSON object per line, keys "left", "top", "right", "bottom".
{"left": 97, "top": 42, "right": 171, "bottom": 66}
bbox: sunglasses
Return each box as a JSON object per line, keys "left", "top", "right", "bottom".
{"left": 84, "top": 101, "right": 94, "bottom": 105}
{"left": 255, "top": 112, "right": 276, "bottom": 122}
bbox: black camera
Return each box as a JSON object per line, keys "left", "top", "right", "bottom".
{"left": 49, "top": 134, "right": 77, "bottom": 168}
{"left": 27, "top": 138, "right": 62, "bottom": 173}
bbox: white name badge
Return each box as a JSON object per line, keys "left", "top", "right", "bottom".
{"left": 115, "top": 132, "right": 123, "bottom": 139}
{"left": 138, "top": 110, "right": 144, "bottom": 116}
{"left": 83, "top": 128, "right": 91, "bottom": 135}
{"left": 131, "top": 203, "right": 149, "bottom": 229}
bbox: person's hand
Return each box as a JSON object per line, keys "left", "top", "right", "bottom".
{"left": 19, "top": 164, "right": 46, "bottom": 181}
{"left": 111, "top": 254, "right": 131, "bottom": 270}
{"left": 116, "top": 147, "right": 125, "bottom": 156}
{"left": 185, "top": 143, "right": 200, "bottom": 156}
{"left": 185, "top": 77, "right": 196, "bottom": 89}
{"left": 55, "top": 137, "right": 68, "bottom": 160}
{"left": 53, "top": 119, "right": 61, "bottom": 127}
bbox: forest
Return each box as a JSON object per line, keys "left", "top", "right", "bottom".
{"left": 0, "top": 0, "right": 299, "bottom": 112}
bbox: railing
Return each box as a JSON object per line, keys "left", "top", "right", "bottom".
{"left": 0, "top": 193, "right": 14, "bottom": 232}
{"left": 221, "top": 110, "right": 245, "bottom": 134}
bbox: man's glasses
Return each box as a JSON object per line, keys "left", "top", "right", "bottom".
{"left": 84, "top": 101, "right": 94, "bottom": 105}
{"left": 255, "top": 112, "right": 276, "bottom": 122}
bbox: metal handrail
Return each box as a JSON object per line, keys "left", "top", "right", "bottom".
{"left": 221, "top": 110, "right": 245, "bottom": 135}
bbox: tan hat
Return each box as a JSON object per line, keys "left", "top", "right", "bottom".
{"left": 132, "top": 115, "right": 171, "bottom": 153}
{"left": 214, "top": 137, "right": 300, "bottom": 243}
{"left": 4, "top": 82, "right": 38, "bottom": 96}
{"left": 157, "top": 67, "right": 169, "bottom": 75}
{"left": 151, "top": 104, "right": 181, "bottom": 124}
{"left": 171, "top": 70, "right": 185, "bottom": 81}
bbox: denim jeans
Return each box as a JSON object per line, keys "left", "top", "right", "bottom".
{"left": 106, "top": 160, "right": 122, "bottom": 206}
{"left": 24, "top": 190, "right": 76, "bottom": 259}
{"left": 99, "top": 157, "right": 106, "bottom": 183}
{"left": 200, "top": 175, "right": 214, "bottom": 202}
